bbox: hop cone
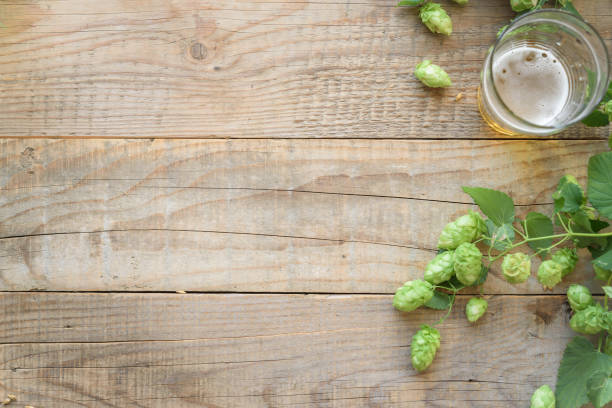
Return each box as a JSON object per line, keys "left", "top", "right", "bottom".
{"left": 411, "top": 325, "right": 441, "bottom": 372}
{"left": 393, "top": 280, "right": 434, "bottom": 312}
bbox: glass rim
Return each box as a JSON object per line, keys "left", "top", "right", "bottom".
{"left": 488, "top": 8, "right": 610, "bottom": 131}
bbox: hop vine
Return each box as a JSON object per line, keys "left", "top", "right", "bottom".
{"left": 393, "top": 151, "right": 612, "bottom": 408}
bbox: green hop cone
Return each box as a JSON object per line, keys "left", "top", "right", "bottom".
{"left": 415, "top": 60, "right": 452, "bottom": 88}
{"left": 438, "top": 211, "right": 486, "bottom": 250}
{"left": 594, "top": 265, "right": 612, "bottom": 282}
{"left": 551, "top": 248, "right": 578, "bottom": 277}
{"left": 419, "top": 3, "right": 452, "bottom": 36}
{"left": 501, "top": 253, "right": 531, "bottom": 284}
{"left": 510, "top": 0, "right": 537, "bottom": 12}
{"left": 411, "top": 325, "right": 441, "bottom": 372}
{"left": 454, "top": 242, "right": 483, "bottom": 286}
{"left": 530, "top": 385, "right": 555, "bottom": 408}
{"left": 393, "top": 280, "right": 434, "bottom": 312}
{"left": 567, "top": 284, "right": 593, "bottom": 312}
{"left": 465, "top": 297, "right": 488, "bottom": 323}
{"left": 537, "top": 260, "right": 563, "bottom": 290}
{"left": 605, "top": 336, "right": 612, "bottom": 357}
{"left": 570, "top": 304, "right": 604, "bottom": 335}
{"left": 424, "top": 251, "right": 455, "bottom": 284}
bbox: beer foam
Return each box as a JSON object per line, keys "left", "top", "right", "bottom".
{"left": 492, "top": 45, "right": 570, "bottom": 126}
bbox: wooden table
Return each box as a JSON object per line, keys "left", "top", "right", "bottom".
{"left": 0, "top": 0, "right": 611, "bottom": 406}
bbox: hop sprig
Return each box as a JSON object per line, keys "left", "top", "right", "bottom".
{"left": 392, "top": 151, "right": 612, "bottom": 396}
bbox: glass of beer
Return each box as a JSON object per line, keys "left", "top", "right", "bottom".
{"left": 479, "top": 9, "right": 609, "bottom": 136}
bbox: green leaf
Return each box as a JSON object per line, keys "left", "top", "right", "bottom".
{"left": 588, "top": 152, "right": 612, "bottom": 219}
{"left": 397, "top": 0, "right": 424, "bottom": 5}
{"left": 553, "top": 178, "right": 585, "bottom": 213}
{"left": 560, "top": 0, "right": 581, "bottom": 18}
{"left": 439, "top": 276, "right": 466, "bottom": 292}
{"left": 570, "top": 210, "right": 607, "bottom": 249}
{"left": 462, "top": 187, "right": 515, "bottom": 226}
{"left": 582, "top": 110, "right": 610, "bottom": 127}
{"left": 556, "top": 336, "right": 612, "bottom": 408}
{"left": 474, "top": 265, "right": 489, "bottom": 286}
{"left": 524, "top": 212, "right": 553, "bottom": 256}
{"left": 602, "top": 286, "right": 612, "bottom": 299}
{"left": 484, "top": 220, "right": 515, "bottom": 250}
{"left": 594, "top": 247, "right": 612, "bottom": 270}
{"left": 587, "top": 370, "right": 612, "bottom": 408}
{"left": 424, "top": 290, "right": 452, "bottom": 310}
{"left": 589, "top": 237, "right": 612, "bottom": 260}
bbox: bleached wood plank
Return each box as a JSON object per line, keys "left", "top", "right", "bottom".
{"left": 0, "top": 139, "right": 606, "bottom": 293}
{"left": 0, "top": 0, "right": 609, "bottom": 138}
{"left": 0, "top": 293, "right": 576, "bottom": 407}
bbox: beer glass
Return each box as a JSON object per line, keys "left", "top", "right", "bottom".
{"left": 479, "top": 9, "right": 609, "bottom": 136}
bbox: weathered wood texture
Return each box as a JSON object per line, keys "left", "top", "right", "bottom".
{"left": 0, "top": 0, "right": 610, "bottom": 138}
{"left": 1, "top": 138, "right": 608, "bottom": 293}
{"left": 0, "top": 292, "right": 577, "bottom": 407}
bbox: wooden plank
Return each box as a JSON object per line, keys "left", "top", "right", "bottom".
{"left": 0, "top": 0, "right": 609, "bottom": 138}
{"left": 0, "top": 293, "right": 576, "bottom": 407}
{"left": 0, "top": 138, "right": 607, "bottom": 293}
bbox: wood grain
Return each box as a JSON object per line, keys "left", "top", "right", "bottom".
{"left": 0, "top": 0, "right": 609, "bottom": 138}
{"left": 0, "top": 292, "right": 577, "bottom": 407}
{"left": 0, "top": 138, "right": 607, "bottom": 293}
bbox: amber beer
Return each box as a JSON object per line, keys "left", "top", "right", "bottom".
{"left": 478, "top": 10, "right": 609, "bottom": 136}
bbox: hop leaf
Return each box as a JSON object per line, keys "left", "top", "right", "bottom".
{"left": 567, "top": 284, "right": 593, "bottom": 312}
{"left": 587, "top": 370, "right": 612, "bottom": 408}
{"left": 453, "top": 242, "right": 483, "bottom": 286}
{"left": 437, "top": 211, "right": 486, "bottom": 250}
{"left": 465, "top": 297, "right": 488, "bottom": 323}
{"left": 570, "top": 304, "right": 605, "bottom": 335}
{"left": 424, "top": 251, "right": 455, "bottom": 284}
{"left": 530, "top": 385, "right": 555, "bottom": 408}
{"left": 588, "top": 152, "right": 612, "bottom": 219}
{"left": 595, "top": 265, "right": 612, "bottom": 282}
{"left": 393, "top": 280, "right": 434, "bottom": 312}
{"left": 552, "top": 248, "right": 579, "bottom": 277}
{"left": 501, "top": 253, "right": 531, "bottom": 284}
{"left": 537, "top": 260, "right": 563, "bottom": 290}
{"left": 484, "top": 220, "right": 515, "bottom": 251}
{"left": 424, "top": 290, "right": 452, "bottom": 310}
{"left": 553, "top": 175, "right": 585, "bottom": 214}
{"left": 419, "top": 3, "right": 452, "bottom": 36}
{"left": 462, "top": 187, "right": 515, "bottom": 227}
{"left": 523, "top": 212, "right": 553, "bottom": 257}
{"left": 411, "top": 325, "right": 441, "bottom": 371}
{"left": 556, "top": 336, "right": 612, "bottom": 408}
{"left": 510, "top": 0, "right": 537, "bottom": 11}
{"left": 415, "top": 60, "right": 452, "bottom": 88}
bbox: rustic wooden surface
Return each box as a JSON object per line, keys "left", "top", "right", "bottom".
{"left": 0, "top": 138, "right": 608, "bottom": 294}
{"left": 0, "top": 0, "right": 611, "bottom": 406}
{"left": 0, "top": 0, "right": 610, "bottom": 138}
{"left": 0, "top": 293, "right": 580, "bottom": 407}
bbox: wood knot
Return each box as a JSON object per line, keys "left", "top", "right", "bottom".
{"left": 189, "top": 42, "right": 207, "bottom": 60}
